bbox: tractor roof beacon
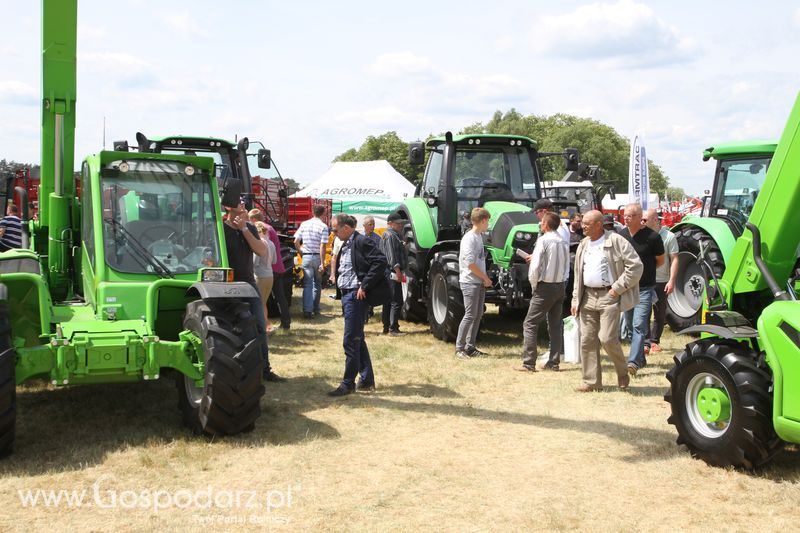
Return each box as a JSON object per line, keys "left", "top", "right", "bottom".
{"left": 396, "top": 131, "right": 579, "bottom": 340}
{"left": 665, "top": 93, "right": 800, "bottom": 469}
{"left": 0, "top": 0, "right": 266, "bottom": 458}
{"left": 666, "top": 140, "right": 777, "bottom": 332}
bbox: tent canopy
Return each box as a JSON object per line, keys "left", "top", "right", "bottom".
{"left": 293, "top": 160, "right": 415, "bottom": 226}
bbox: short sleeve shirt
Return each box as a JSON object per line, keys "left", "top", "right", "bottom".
{"left": 459, "top": 231, "right": 486, "bottom": 285}
{"left": 224, "top": 222, "right": 260, "bottom": 282}
{"left": 620, "top": 226, "right": 665, "bottom": 287}
{"left": 656, "top": 226, "right": 679, "bottom": 283}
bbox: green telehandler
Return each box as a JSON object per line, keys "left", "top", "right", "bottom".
{"left": 397, "top": 132, "right": 578, "bottom": 340}
{"left": 666, "top": 141, "right": 777, "bottom": 331}
{"left": 665, "top": 92, "right": 800, "bottom": 469}
{"left": 0, "top": 0, "right": 266, "bottom": 457}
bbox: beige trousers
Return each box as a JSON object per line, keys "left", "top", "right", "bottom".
{"left": 578, "top": 287, "right": 628, "bottom": 388}
{"left": 256, "top": 276, "right": 274, "bottom": 319}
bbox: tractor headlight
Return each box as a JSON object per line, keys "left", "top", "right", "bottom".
{"left": 201, "top": 268, "right": 233, "bottom": 282}
{"left": 515, "top": 231, "right": 524, "bottom": 239}
{"left": 524, "top": 233, "right": 532, "bottom": 241}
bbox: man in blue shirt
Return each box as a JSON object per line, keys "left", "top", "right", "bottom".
{"left": 0, "top": 205, "right": 23, "bottom": 252}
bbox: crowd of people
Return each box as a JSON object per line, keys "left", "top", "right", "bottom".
{"left": 230, "top": 198, "right": 678, "bottom": 397}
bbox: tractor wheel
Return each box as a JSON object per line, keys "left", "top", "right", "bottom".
{"left": 0, "top": 299, "right": 16, "bottom": 458}
{"left": 664, "top": 339, "right": 782, "bottom": 469}
{"left": 427, "top": 252, "right": 464, "bottom": 342}
{"left": 666, "top": 227, "right": 725, "bottom": 332}
{"left": 178, "top": 299, "right": 265, "bottom": 436}
{"left": 402, "top": 223, "right": 428, "bottom": 322}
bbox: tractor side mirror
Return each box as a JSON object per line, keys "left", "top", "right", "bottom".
{"left": 563, "top": 148, "right": 580, "bottom": 172}
{"left": 409, "top": 142, "right": 425, "bottom": 166}
{"left": 136, "top": 132, "right": 151, "bottom": 153}
{"left": 113, "top": 140, "right": 129, "bottom": 152}
{"left": 220, "top": 178, "right": 243, "bottom": 208}
{"left": 257, "top": 148, "right": 271, "bottom": 169}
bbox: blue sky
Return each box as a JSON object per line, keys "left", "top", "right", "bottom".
{"left": 2, "top": 0, "right": 800, "bottom": 195}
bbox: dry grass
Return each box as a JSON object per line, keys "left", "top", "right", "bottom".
{"left": 2, "top": 289, "right": 800, "bottom": 532}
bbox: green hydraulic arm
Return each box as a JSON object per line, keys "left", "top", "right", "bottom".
{"left": 721, "top": 92, "right": 800, "bottom": 299}
{"left": 38, "top": 0, "right": 78, "bottom": 301}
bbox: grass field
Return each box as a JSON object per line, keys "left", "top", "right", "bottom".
{"left": 1, "top": 289, "right": 800, "bottom": 531}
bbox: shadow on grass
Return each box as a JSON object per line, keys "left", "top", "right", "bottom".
{"left": 1, "top": 375, "right": 341, "bottom": 476}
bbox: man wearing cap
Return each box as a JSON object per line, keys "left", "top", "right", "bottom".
{"left": 534, "top": 198, "right": 570, "bottom": 243}
{"left": 380, "top": 212, "right": 409, "bottom": 335}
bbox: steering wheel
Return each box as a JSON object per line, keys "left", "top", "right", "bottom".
{"left": 139, "top": 224, "right": 179, "bottom": 246}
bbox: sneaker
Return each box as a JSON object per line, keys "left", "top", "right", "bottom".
{"left": 455, "top": 350, "right": 471, "bottom": 359}
{"left": 356, "top": 381, "right": 376, "bottom": 392}
{"left": 650, "top": 343, "right": 662, "bottom": 353}
{"left": 468, "top": 348, "right": 489, "bottom": 357}
{"left": 327, "top": 385, "right": 355, "bottom": 397}
{"left": 627, "top": 364, "right": 638, "bottom": 377}
{"left": 538, "top": 362, "right": 560, "bottom": 372}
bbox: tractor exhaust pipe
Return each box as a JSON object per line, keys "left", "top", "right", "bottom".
{"left": 745, "top": 222, "right": 790, "bottom": 301}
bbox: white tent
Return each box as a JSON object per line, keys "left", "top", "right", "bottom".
{"left": 293, "top": 160, "right": 415, "bottom": 227}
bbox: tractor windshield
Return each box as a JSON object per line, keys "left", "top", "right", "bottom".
{"left": 452, "top": 147, "right": 538, "bottom": 214}
{"left": 711, "top": 156, "right": 771, "bottom": 222}
{"left": 101, "top": 160, "right": 222, "bottom": 275}
{"left": 543, "top": 186, "right": 595, "bottom": 216}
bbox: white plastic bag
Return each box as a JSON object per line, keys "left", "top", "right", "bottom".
{"left": 562, "top": 315, "right": 581, "bottom": 364}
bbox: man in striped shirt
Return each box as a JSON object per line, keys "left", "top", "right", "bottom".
{"left": 516, "top": 212, "right": 570, "bottom": 372}
{"left": 0, "top": 205, "right": 23, "bottom": 252}
{"left": 294, "top": 205, "right": 330, "bottom": 318}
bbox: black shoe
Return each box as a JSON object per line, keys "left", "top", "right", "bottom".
{"left": 356, "top": 381, "right": 375, "bottom": 392}
{"left": 382, "top": 329, "right": 390, "bottom": 335}
{"left": 327, "top": 384, "right": 355, "bottom": 397}
{"left": 280, "top": 322, "right": 291, "bottom": 330}
{"left": 540, "top": 362, "right": 560, "bottom": 372}
{"left": 303, "top": 312, "right": 313, "bottom": 319}
{"left": 264, "top": 371, "right": 287, "bottom": 382}
{"left": 468, "top": 348, "right": 489, "bottom": 357}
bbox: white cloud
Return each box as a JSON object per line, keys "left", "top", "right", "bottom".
{"left": 794, "top": 8, "right": 800, "bottom": 27}
{"left": 163, "top": 12, "right": 205, "bottom": 39}
{"left": 534, "top": 0, "right": 696, "bottom": 68}
{"left": 368, "top": 52, "right": 434, "bottom": 78}
{"left": 0, "top": 81, "right": 37, "bottom": 106}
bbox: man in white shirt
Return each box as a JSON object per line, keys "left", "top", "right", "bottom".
{"left": 294, "top": 205, "right": 330, "bottom": 318}
{"left": 516, "top": 212, "right": 570, "bottom": 372}
{"left": 571, "top": 210, "right": 643, "bottom": 392}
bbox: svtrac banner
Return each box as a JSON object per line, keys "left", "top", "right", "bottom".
{"left": 628, "top": 132, "right": 650, "bottom": 210}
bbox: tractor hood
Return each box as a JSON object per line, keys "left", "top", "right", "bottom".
{"left": 483, "top": 201, "right": 539, "bottom": 265}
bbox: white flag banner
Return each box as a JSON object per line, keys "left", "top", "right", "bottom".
{"left": 628, "top": 132, "right": 650, "bottom": 210}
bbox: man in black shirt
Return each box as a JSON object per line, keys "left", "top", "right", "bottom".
{"left": 620, "top": 203, "right": 664, "bottom": 375}
{"left": 224, "top": 203, "right": 285, "bottom": 382}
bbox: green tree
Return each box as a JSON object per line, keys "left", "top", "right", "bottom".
{"left": 334, "top": 131, "right": 423, "bottom": 184}
{"left": 664, "top": 186, "right": 687, "bottom": 201}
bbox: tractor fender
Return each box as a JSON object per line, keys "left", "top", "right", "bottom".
{"left": 186, "top": 282, "right": 258, "bottom": 301}
{"left": 399, "top": 198, "right": 437, "bottom": 249}
{"left": 671, "top": 216, "right": 737, "bottom": 263}
{"left": 677, "top": 324, "right": 758, "bottom": 339}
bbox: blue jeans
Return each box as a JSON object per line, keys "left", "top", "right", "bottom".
{"left": 625, "top": 286, "right": 655, "bottom": 370}
{"left": 246, "top": 282, "right": 270, "bottom": 373}
{"left": 301, "top": 254, "right": 322, "bottom": 314}
{"left": 340, "top": 290, "right": 374, "bottom": 388}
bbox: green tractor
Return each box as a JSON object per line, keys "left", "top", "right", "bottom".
{"left": 666, "top": 141, "right": 776, "bottom": 331}
{"left": 397, "top": 132, "right": 578, "bottom": 339}
{"left": 0, "top": 0, "right": 266, "bottom": 456}
{"left": 665, "top": 92, "right": 800, "bottom": 469}
{"left": 115, "top": 133, "right": 296, "bottom": 316}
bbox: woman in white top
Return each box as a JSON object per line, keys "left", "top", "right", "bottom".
{"left": 254, "top": 221, "right": 277, "bottom": 334}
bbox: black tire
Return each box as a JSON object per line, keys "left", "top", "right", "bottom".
{"left": 666, "top": 226, "right": 725, "bottom": 332}
{"left": 0, "top": 299, "right": 15, "bottom": 458}
{"left": 402, "top": 223, "right": 428, "bottom": 322}
{"left": 178, "top": 299, "right": 265, "bottom": 436}
{"left": 664, "top": 339, "right": 782, "bottom": 469}
{"left": 427, "top": 252, "right": 464, "bottom": 341}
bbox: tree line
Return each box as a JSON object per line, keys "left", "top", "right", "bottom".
{"left": 334, "top": 110, "right": 687, "bottom": 199}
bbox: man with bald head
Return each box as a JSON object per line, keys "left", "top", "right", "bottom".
{"left": 644, "top": 208, "right": 678, "bottom": 353}
{"left": 619, "top": 203, "right": 665, "bottom": 376}
{"left": 571, "top": 210, "right": 643, "bottom": 391}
